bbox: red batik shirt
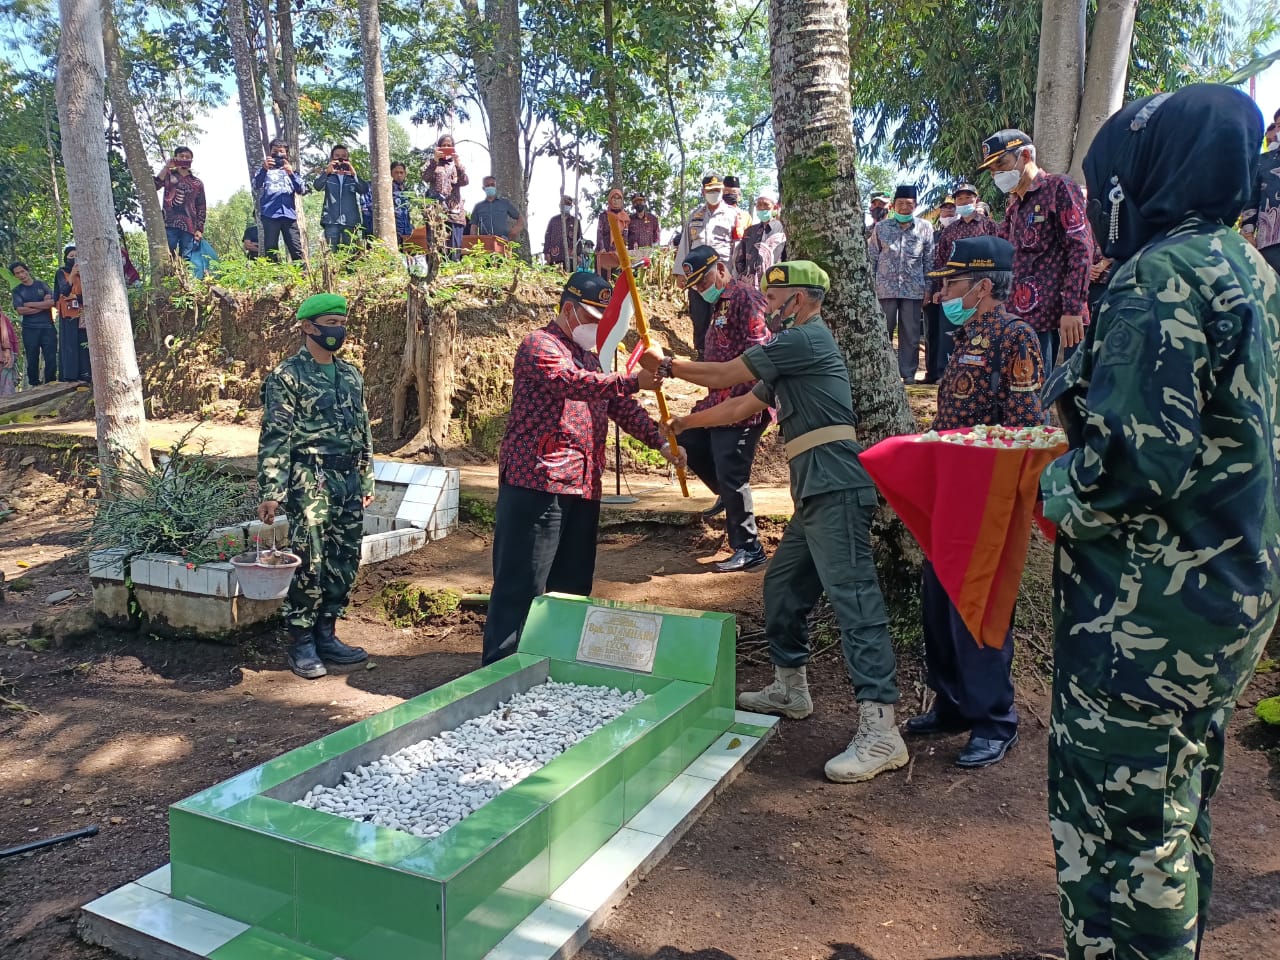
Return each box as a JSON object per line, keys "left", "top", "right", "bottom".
{"left": 692, "top": 279, "right": 774, "bottom": 428}
{"left": 627, "top": 211, "right": 662, "bottom": 249}
{"left": 499, "top": 322, "right": 664, "bottom": 499}
{"left": 935, "top": 307, "right": 1044, "bottom": 430}
{"left": 996, "top": 172, "right": 1092, "bottom": 333}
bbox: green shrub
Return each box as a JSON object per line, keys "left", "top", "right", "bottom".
{"left": 1256, "top": 696, "right": 1280, "bottom": 726}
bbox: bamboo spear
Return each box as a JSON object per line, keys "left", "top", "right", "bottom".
{"left": 606, "top": 212, "right": 689, "bottom": 497}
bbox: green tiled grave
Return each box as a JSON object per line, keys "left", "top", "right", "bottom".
{"left": 88, "top": 594, "right": 748, "bottom": 960}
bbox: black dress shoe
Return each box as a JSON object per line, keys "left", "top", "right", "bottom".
{"left": 702, "top": 496, "right": 725, "bottom": 519}
{"left": 956, "top": 731, "right": 1019, "bottom": 768}
{"left": 713, "top": 546, "right": 768, "bottom": 573}
{"left": 314, "top": 615, "right": 368, "bottom": 665}
{"left": 286, "top": 627, "right": 327, "bottom": 680}
{"left": 903, "top": 708, "right": 969, "bottom": 736}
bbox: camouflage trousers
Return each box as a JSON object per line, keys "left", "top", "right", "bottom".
{"left": 1048, "top": 604, "right": 1277, "bottom": 960}
{"left": 281, "top": 462, "right": 364, "bottom": 629}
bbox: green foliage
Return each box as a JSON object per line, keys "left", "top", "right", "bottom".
{"left": 459, "top": 492, "right": 497, "bottom": 528}
{"left": 378, "top": 581, "right": 462, "bottom": 626}
{"left": 87, "top": 427, "right": 254, "bottom": 564}
{"left": 202, "top": 189, "right": 257, "bottom": 263}
{"left": 1256, "top": 696, "right": 1280, "bottom": 725}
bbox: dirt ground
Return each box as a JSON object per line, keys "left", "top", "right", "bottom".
{"left": 2, "top": 464, "right": 1278, "bottom": 960}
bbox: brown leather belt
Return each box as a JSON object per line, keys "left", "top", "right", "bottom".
{"left": 783, "top": 425, "right": 859, "bottom": 460}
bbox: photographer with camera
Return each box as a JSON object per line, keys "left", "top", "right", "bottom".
{"left": 313, "top": 144, "right": 369, "bottom": 250}
{"left": 153, "top": 146, "right": 206, "bottom": 258}
{"left": 252, "top": 138, "right": 307, "bottom": 262}
{"left": 421, "top": 134, "right": 470, "bottom": 258}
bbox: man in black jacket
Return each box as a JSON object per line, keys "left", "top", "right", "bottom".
{"left": 313, "top": 144, "right": 369, "bottom": 250}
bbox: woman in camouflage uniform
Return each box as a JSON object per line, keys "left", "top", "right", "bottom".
{"left": 1041, "top": 84, "right": 1280, "bottom": 960}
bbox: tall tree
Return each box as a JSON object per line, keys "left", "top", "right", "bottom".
{"left": 56, "top": 0, "right": 152, "bottom": 476}
{"left": 1070, "top": 0, "right": 1139, "bottom": 180}
{"left": 226, "top": 0, "right": 266, "bottom": 183}
{"left": 769, "top": 0, "right": 912, "bottom": 446}
{"left": 358, "top": 0, "right": 397, "bottom": 248}
{"left": 102, "top": 0, "right": 171, "bottom": 289}
{"left": 462, "top": 0, "right": 530, "bottom": 258}
{"left": 1033, "top": 0, "right": 1088, "bottom": 174}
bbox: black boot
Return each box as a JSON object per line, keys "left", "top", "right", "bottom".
{"left": 287, "top": 626, "right": 327, "bottom": 680}
{"left": 314, "top": 615, "right": 368, "bottom": 665}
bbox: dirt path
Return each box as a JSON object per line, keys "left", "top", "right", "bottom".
{"left": 2, "top": 513, "right": 1277, "bottom": 960}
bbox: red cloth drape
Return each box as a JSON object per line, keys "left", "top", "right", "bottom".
{"left": 859, "top": 430, "right": 1067, "bottom": 649}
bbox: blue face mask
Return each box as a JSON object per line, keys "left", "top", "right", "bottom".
{"left": 941, "top": 294, "right": 976, "bottom": 326}
{"left": 892, "top": 211, "right": 914, "bottom": 223}
{"left": 484, "top": 186, "right": 497, "bottom": 198}
{"left": 757, "top": 209, "right": 773, "bottom": 223}
{"left": 955, "top": 203, "right": 976, "bottom": 218}
{"left": 700, "top": 282, "right": 724, "bottom": 305}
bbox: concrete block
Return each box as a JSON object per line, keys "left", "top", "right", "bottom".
{"left": 88, "top": 547, "right": 130, "bottom": 582}
{"left": 92, "top": 581, "right": 132, "bottom": 626}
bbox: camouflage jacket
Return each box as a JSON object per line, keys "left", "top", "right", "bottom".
{"left": 1042, "top": 217, "right": 1280, "bottom": 709}
{"left": 258, "top": 348, "right": 375, "bottom": 503}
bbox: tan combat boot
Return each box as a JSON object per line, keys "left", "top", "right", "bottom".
{"left": 737, "top": 666, "right": 813, "bottom": 719}
{"left": 824, "top": 701, "right": 909, "bottom": 783}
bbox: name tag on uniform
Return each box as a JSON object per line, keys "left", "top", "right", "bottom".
{"left": 959, "top": 354, "right": 986, "bottom": 366}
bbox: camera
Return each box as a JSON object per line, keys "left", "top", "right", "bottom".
{"left": 273, "top": 155, "right": 286, "bottom": 168}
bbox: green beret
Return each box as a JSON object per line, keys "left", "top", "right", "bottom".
{"left": 761, "top": 260, "right": 830, "bottom": 293}
{"left": 297, "top": 293, "right": 348, "bottom": 321}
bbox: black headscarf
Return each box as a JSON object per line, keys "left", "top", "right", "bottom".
{"left": 1083, "top": 83, "right": 1262, "bottom": 262}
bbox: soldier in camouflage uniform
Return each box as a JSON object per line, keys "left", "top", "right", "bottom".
{"left": 1041, "top": 85, "right": 1280, "bottom": 959}
{"left": 257, "top": 293, "right": 375, "bottom": 679}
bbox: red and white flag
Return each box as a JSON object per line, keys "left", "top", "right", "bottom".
{"left": 596, "top": 267, "right": 639, "bottom": 372}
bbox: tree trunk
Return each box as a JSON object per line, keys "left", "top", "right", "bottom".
{"left": 56, "top": 0, "right": 152, "bottom": 478}
{"left": 358, "top": 0, "right": 397, "bottom": 249}
{"left": 261, "top": 0, "right": 284, "bottom": 139}
{"left": 226, "top": 0, "right": 265, "bottom": 183}
{"left": 41, "top": 92, "right": 64, "bottom": 256}
{"left": 463, "top": 0, "right": 530, "bottom": 261}
{"left": 392, "top": 280, "right": 457, "bottom": 461}
{"left": 603, "top": 0, "right": 622, "bottom": 188}
{"left": 102, "top": 0, "right": 170, "bottom": 289}
{"left": 1033, "top": 0, "right": 1087, "bottom": 173}
{"left": 769, "top": 0, "right": 918, "bottom": 594}
{"left": 276, "top": 0, "right": 308, "bottom": 258}
{"left": 768, "top": 0, "right": 912, "bottom": 447}
{"left": 1069, "top": 0, "right": 1138, "bottom": 182}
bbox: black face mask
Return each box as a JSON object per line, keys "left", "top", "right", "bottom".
{"left": 308, "top": 322, "right": 347, "bottom": 352}
{"left": 724, "top": 193, "right": 740, "bottom": 205}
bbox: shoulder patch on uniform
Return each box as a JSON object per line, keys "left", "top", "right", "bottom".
{"left": 1098, "top": 309, "right": 1148, "bottom": 369}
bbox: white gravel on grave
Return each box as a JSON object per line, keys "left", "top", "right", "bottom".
{"left": 295, "top": 680, "right": 647, "bottom": 840}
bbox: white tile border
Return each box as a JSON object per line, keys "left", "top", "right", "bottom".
{"left": 76, "top": 718, "right": 775, "bottom": 960}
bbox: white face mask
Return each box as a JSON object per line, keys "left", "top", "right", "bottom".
{"left": 939, "top": 216, "right": 957, "bottom": 228}
{"left": 992, "top": 168, "right": 1022, "bottom": 194}
{"left": 571, "top": 321, "right": 599, "bottom": 351}
{"left": 705, "top": 190, "right": 722, "bottom": 206}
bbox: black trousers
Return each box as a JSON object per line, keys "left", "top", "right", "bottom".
{"left": 681, "top": 423, "right": 766, "bottom": 552}
{"left": 923, "top": 302, "right": 953, "bottom": 382}
{"left": 263, "top": 217, "right": 305, "bottom": 261}
{"left": 22, "top": 323, "right": 57, "bottom": 385}
{"left": 688, "top": 289, "right": 712, "bottom": 358}
{"left": 920, "top": 561, "right": 1017, "bottom": 739}
{"left": 482, "top": 483, "right": 601, "bottom": 664}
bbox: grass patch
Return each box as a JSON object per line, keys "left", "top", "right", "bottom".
{"left": 7, "top": 577, "right": 34, "bottom": 593}
{"left": 378, "top": 581, "right": 462, "bottom": 628}
{"left": 617, "top": 433, "right": 667, "bottom": 470}
{"left": 460, "top": 493, "right": 497, "bottom": 528}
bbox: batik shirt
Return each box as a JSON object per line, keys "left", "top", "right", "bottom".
{"left": 1242, "top": 148, "right": 1280, "bottom": 251}
{"left": 627, "top": 211, "right": 662, "bottom": 249}
{"left": 868, "top": 217, "right": 934, "bottom": 300}
{"left": 934, "top": 307, "right": 1043, "bottom": 430}
{"left": 543, "top": 214, "right": 583, "bottom": 269}
{"left": 258, "top": 349, "right": 374, "bottom": 503}
{"left": 499, "top": 322, "right": 664, "bottom": 500}
{"left": 1041, "top": 216, "right": 1280, "bottom": 718}
{"left": 929, "top": 215, "right": 1000, "bottom": 298}
{"left": 596, "top": 210, "right": 625, "bottom": 254}
{"left": 997, "top": 172, "right": 1091, "bottom": 333}
{"left": 692, "top": 280, "right": 773, "bottom": 428}
{"left": 421, "top": 158, "right": 470, "bottom": 225}
{"left": 153, "top": 171, "right": 207, "bottom": 235}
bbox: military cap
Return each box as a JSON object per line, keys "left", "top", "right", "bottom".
{"left": 977, "top": 129, "right": 1033, "bottom": 171}
{"left": 560, "top": 270, "right": 611, "bottom": 319}
{"left": 894, "top": 184, "right": 918, "bottom": 201}
{"left": 761, "top": 260, "right": 830, "bottom": 293}
{"left": 702, "top": 175, "right": 724, "bottom": 189}
{"left": 682, "top": 245, "right": 722, "bottom": 288}
{"left": 927, "top": 236, "right": 1014, "bottom": 278}
{"left": 953, "top": 182, "right": 980, "bottom": 197}
{"left": 297, "top": 293, "right": 348, "bottom": 320}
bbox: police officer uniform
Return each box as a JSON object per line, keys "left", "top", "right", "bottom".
{"left": 675, "top": 175, "right": 741, "bottom": 357}
{"left": 258, "top": 293, "right": 372, "bottom": 679}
